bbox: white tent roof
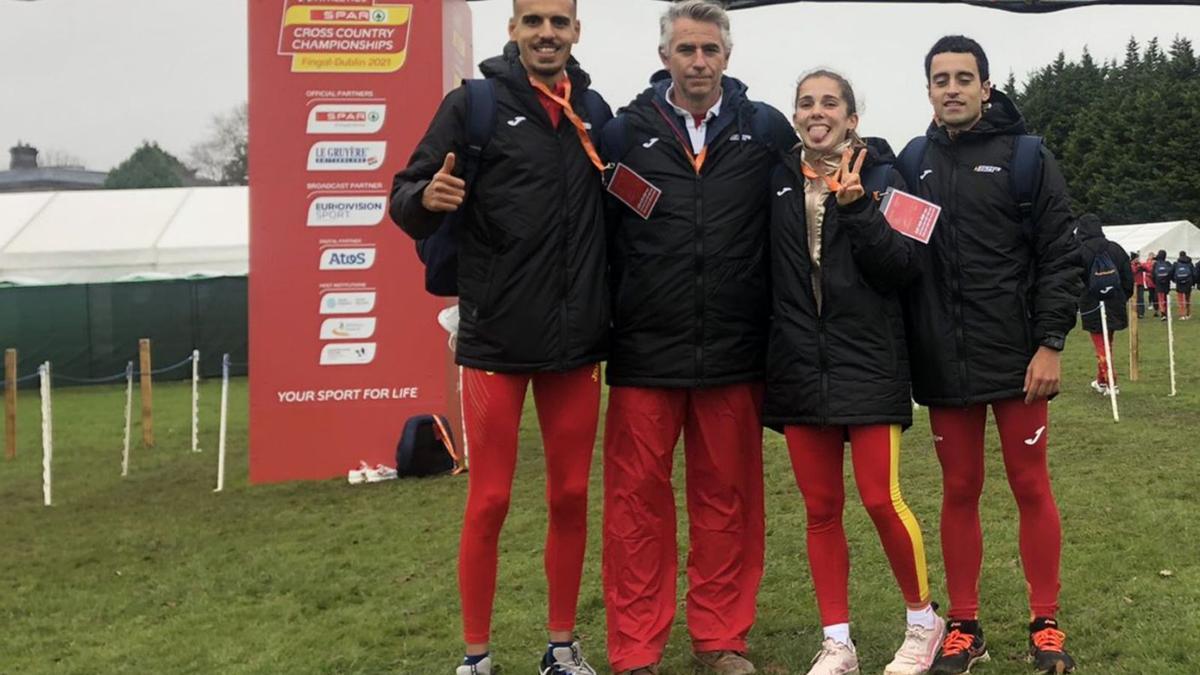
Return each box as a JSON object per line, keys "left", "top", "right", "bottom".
{"left": 1102, "top": 220, "right": 1200, "bottom": 259}
{"left": 0, "top": 186, "right": 248, "bottom": 284}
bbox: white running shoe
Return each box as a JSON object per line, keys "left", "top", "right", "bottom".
{"left": 455, "top": 655, "right": 492, "bottom": 675}
{"left": 540, "top": 641, "right": 598, "bottom": 675}
{"left": 806, "top": 638, "right": 858, "bottom": 675}
{"left": 364, "top": 464, "right": 398, "bottom": 482}
{"left": 1089, "top": 380, "right": 1107, "bottom": 395}
{"left": 885, "top": 619, "right": 947, "bottom": 675}
{"left": 347, "top": 461, "right": 371, "bottom": 484}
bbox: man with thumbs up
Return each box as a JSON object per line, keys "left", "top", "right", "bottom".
{"left": 389, "top": 2, "right": 611, "bottom": 674}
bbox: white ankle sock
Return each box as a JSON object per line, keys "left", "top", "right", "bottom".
{"left": 907, "top": 604, "right": 939, "bottom": 629}
{"left": 823, "top": 623, "right": 851, "bottom": 646}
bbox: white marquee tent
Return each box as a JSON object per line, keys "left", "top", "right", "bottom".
{"left": 1101, "top": 220, "right": 1200, "bottom": 259}
{"left": 0, "top": 186, "right": 248, "bottom": 285}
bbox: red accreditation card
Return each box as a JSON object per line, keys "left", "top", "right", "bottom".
{"left": 607, "top": 163, "right": 662, "bottom": 220}
{"left": 880, "top": 188, "right": 942, "bottom": 244}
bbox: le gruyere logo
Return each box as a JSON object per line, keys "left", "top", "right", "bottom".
{"left": 278, "top": 1, "right": 413, "bottom": 73}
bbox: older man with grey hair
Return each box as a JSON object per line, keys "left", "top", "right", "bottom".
{"left": 597, "top": 1, "right": 797, "bottom": 674}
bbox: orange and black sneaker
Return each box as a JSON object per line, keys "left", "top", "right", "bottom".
{"left": 1029, "top": 617, "right": 1076, "bottom": 674}
{"left": 930, "top": 619, "right": 990, "bottom": 674}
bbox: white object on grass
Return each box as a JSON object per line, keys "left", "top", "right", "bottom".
{"left": 214, "top": 354, "right": 230, "bottom": 492}
{"left": 191, "top": 349, "right": 201, "bottom": 452}
{"left": 39, "top": 362, "right": 52, "bottom": 506}
{"left": 121, "top": 361, "right": 133, "bottom": 477}
{"left": 1099, "top": 302, "right": 1119, "bottom": 422}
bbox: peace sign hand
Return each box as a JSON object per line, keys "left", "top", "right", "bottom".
{"left": 835, "top": 148, "right": 868, "bottom": 206}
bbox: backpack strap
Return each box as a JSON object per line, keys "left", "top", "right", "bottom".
{"left": 431, "top": 413, "right": 466, "bottom": 476}
{"left": 1010, "top": 134, "right": 1043, "bottom": 235}
{"left": 861, "top": 161, "right": 892, "bottom": 202}
{"left": 458, "top": 79, "right": 497, "bottom": 197}
{"left": 599, "top": 113, "right": 634, "bottom": 166}
{"left": 895, "top": 136, "right": 929, "bottom": 192}
{"left": 578, "top": 88, "right": 608, "bottom": 146}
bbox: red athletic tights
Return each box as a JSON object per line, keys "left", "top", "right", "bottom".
{"left": 458, "top": 364, "right": 601, "bottom": 644}
{"left": 929, "top": 398, "right": 1061, "bottom": 620}
{"left": 784, "top": 424, "right": 930, "bottom": 626}
{"left": 1090, "top": 332, "right": 1117, "bottom": 386}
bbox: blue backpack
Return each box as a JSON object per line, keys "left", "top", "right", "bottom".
{"left": 1087, "top": 247, "right": 1119, "bottom": 296}
{"left": 396, "top": 413, "right": 464, "bottom": 477}
{"left": 1174, "top": 261, "right": 1194, "bottom": 285}
{"left": 895, "top": 134, "right": 1043, "bottom": 235}
{"left": 416, "top": 79, "right": 609, "bottom": 297}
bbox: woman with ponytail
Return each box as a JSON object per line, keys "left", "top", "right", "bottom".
{"left": 764, "top": 70, "right": 941, "bottom": 675}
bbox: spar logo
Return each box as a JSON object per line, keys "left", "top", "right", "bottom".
{"left": 320, "top": 317, "right": 377, "bottom": 340}
{"left": 320, "top": 246, "right": 377, "bottom": 271}
{"left": 307, "top": 104, "right": 386, "bottom": 134}
{"left": 307, "top": 196, "right": 387, "bottom": 227}
{"left": 319, "top": 342, "right": 377, "bottom": 366}
{"left": 320, "top": 291, "right": 376, "bottom": 315}
{"left": 307, "top": 141, "right": 387, "bottom": 171}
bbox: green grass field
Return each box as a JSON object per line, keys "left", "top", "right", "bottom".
{"left": 2, "top": 317, "right": 1198, "bottom": 675}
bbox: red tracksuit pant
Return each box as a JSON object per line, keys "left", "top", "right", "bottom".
{"left": 929, "top": 397, "right": 1062, "bottom": 621}
{"left": 602, "top": 384, "right": 765, "bottom": 672}
{"left": 1090, "top": 332, "right": 1118, "bottom": 386}
{"left": 458, "top": 364, "right": 601, "bottom": 644}
{"left": 785, "top": 424, "right": 931, "bottom": 626}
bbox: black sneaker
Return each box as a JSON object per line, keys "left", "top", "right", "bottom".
{"left": 1029, "top": 617, "right": 1076, "bottom": 674}
{"left": 930, "top": 620, "right": 990, "bottom": 674}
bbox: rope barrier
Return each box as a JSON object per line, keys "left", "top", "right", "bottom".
{"left": 1, "top": 355, "right": 197, "bottom": 388}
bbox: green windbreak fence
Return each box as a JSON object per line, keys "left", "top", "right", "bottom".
{"left": 0, "top": 276, "right": 248, "bottom": 386}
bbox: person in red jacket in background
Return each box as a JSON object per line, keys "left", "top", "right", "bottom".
{"left": 1142, "top": 255, "right": 1161, "bottom": 317}
{"left": 1130, "top": 252, "right": 1148, "bottom": 319}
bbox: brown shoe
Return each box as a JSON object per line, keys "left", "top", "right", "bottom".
{"left": 693, "top": 650, "right": 756, "bottom": 674}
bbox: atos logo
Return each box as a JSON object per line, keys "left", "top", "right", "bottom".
{"left": 319, "top": 247, "right": 376, "bottom": 271}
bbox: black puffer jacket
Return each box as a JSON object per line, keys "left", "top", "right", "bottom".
{"left": 764, "top": 139, "right": 921, "bottom": 428}
{"left": 600, "top": 73, "right": 797, "bottom": 387}
{"left": 1077, "top": 215, "right": 1133, "bottom": 334}
{"left": 390, "top": 43, "right": 611, "bottom": 374}
{"left": 900, "top": 89, "right": 1083, "bottom": 407}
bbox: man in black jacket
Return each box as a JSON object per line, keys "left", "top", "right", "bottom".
{"left": 1076, "top": 214, "right": 1134, "bottom": 395}
{"left": 897, "top": 36, "right": 1082, "bottom": 675}
{"left": 597, "top": 2, "right": 796, "bottom": 674}
{"left": 389, "top": 2, "right": 610, "bottom": 674}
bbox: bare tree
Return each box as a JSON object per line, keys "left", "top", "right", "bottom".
{"left": 188, "top": 102, "right": 248, "bottom": 185}
{"left": 38, "top": 148, "right": 87, "bottom": 169}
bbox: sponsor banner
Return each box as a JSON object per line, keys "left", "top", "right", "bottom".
{"left": 308, "top": 103, "right": 387, "bottom": 134}
{"left": 250, "top": 0, "right": 469, "bottom": 483}
{"left": 307, "top": 141, "right": 387, "bottom": 171}
{"left": 319, "top": 246, "right": 376, "bottom": 270}
{"left": 320, "top": 317, "right": 378, "bottom": 340}
{"left": 319, "top": 342, "right": 377, "bottom": 366}
{"left": 307, "top": 195, "right": 387, "bottom": 227}
{"left": 277, "top": 2, "right": 414, "bottom": 73}
{"left": 319, "top": 290, "right": 376, "bottom": 315}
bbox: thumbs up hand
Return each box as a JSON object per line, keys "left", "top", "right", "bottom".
{"left": 421, "top": 152, "right": 467, "bottom": 212}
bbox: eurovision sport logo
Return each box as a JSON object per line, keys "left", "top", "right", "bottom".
{"left": 307, "top": 104, "right": 387, "bottom": 134}
{"left": 307, "top": 196, "right": 387, "bottom": 227}
{"left": 307, "top": 141, "right": 387, "bottom": 171}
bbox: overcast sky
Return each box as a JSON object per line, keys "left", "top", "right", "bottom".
{"left": 1, "top": 0, "right": 1198, "bottom": 171}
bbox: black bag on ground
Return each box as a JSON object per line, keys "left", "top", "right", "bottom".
{"left": 396, "top": 414, "right": 464, "bottom": 477}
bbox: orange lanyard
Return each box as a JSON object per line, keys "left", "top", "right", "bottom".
{"left": 801, "top": 162, "right": 841, "bottom": 192}
{"left": 528, "top": 77, "right": 606, "bottom": 173}
{"left": 652, "top": 102, "right": 708, "bottom": 175}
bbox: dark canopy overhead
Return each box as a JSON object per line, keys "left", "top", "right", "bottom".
{"left": 634, "top": 0, "right": 1200, "bottom": 12}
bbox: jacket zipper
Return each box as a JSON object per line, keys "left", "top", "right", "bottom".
{"left": 947, "top": 147, "right": 969, "bottom": 406}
